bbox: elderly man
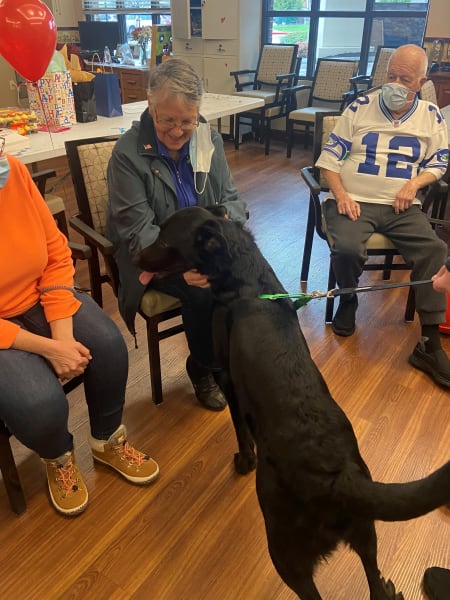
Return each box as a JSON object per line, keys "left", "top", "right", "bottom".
{"left": 316, "top": 44, "right": 450, "bottom": 388}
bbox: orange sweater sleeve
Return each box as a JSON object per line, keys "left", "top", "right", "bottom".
{"left": 0, "top": 155, "right": 81, "bottom": 348}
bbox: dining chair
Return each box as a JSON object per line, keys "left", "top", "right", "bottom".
{"left": 31, "top": 169, "right": 69, "bottom": 238}
{"left": 286, "top": 58, "right": 359, "bottom": 156}
{"left": 299, "top": 111, "right": 448, "bottom": 324}
{"left": 419, "top": 79, "right": 438, "bottom": 105}
{"left": 230, "top": 44, "right": 301, "bottom": 154}
{"left": 347, "top": 46, "right": 395, "bottom": 103}
{"left": 64, "top": 136, "right": 184, "bottom": 406}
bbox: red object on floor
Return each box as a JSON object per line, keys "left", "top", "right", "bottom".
{"left": 439, "top": 293, "right": 450, "bottom": 334}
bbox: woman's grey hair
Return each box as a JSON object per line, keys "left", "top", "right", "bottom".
{"left": 147, "top": 58, "right": 203, "bottom": 107}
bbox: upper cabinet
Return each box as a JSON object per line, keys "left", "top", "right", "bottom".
{"left": 172, "top": 0, "right": 240, "bottom": 40}
{"left": 171, "top": 0, "right": 261, "bottom": 97}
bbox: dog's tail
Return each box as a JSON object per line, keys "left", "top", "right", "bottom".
{"left": 338, "top": 460, "right": 450, "bottom": 521}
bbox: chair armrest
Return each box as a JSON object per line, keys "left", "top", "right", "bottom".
{"left": 349, "top": 74, "right": 372, "bottom": 85}
{"left": 276, "top": 72, "right": 297, "bottom": 82}
{"left": 229, "top": 69, "right": 256, "bottom": 77}
{"left": 31, "top": 169, "right": 57, "bottom": 195}
{"left": 69, "top": 241, "right": 92, "bottom": 261}
{"left": 69, "top": 215, "right": 115, "bottom": 255}
{"left": 230, "top": 68, "right": 257, "bottom": 91}
{"left": 349, "top": 74, "right": 372, "bottom": 95}
{"left": 301, "top": 166, "right": 321, "bottom": 196}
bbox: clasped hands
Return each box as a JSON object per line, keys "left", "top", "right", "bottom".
{"left": 46, "top": 338, "right": 92, "bottom": 383}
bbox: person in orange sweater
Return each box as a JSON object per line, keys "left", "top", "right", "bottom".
{"left": 0, "top": 150, "right": 159, "bottom": 516}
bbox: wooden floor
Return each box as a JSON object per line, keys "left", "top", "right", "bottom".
{"left": 1, "top": 136, "right": 449, "bottom": 600}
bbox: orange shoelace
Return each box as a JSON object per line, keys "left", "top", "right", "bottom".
{"left": 55, "top": 460, "right": 79, "bottom": 495}
{"left": 116, "top": 442, "right": 148, "bottom": 466}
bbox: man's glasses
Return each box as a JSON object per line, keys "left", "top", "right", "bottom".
{"left": 154, "top": 108, "right": 199, "bottom": 133}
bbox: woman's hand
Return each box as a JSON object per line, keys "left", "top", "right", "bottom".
{"left": 183, "top": 269, "right": 210, "bottom": 288}
{"left": 42, "top": 339, "right": 92, "bottom": 381}
{"left": 12, "top": 325, "right": 92, "bottom": 382}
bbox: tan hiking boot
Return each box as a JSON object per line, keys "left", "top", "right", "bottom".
{"left": 89, "top": 424, "right": 159, "bottom": 485}
{"left": 43, "top": 450, "right": 88, "bottom": 516}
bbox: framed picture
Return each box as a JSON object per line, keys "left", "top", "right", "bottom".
{"left": 431, "top": 39, "right": 444, "bottom": 63}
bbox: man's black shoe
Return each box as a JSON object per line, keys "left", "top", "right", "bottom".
{"left": 408, "top": 337, "right": 450, "bottom": 388}
{"left": 331, "top": 296, "right": 358, "bottom": 337}
{"left": 186, "top": 355, "right": 227, "bottom": 411}
{"left": 423, "top": 567, "right": 450, "bottom": 600}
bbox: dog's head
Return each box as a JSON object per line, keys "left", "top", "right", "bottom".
{"left": 133, "top": 206, "right": 232, "bottom": 276}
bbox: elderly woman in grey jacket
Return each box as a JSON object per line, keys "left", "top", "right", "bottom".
{"left": 106, "top": 58, "right": 247, "bottom": 411}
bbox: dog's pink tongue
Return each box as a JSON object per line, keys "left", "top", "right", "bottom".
{"left": 139, "top": 271, "right": 154, "bottom": 285}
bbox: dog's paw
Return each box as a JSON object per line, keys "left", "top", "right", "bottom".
{"left": 380, "top": 578, "right": 404, "bottom": 600}
{"left": 234, "top": 452, "right": 257, "bottom": 475}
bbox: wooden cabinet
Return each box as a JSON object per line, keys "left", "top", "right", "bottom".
{"left": 87, "top": 63, "right": 148, "bottom": 104}
{"left": 429, "top": 71, "right": 450, "bottom": 108}
{"left": 118, "top": 68, "right": 148, "bottom": 104}
{"left": 172, "top": 0, "right": 260, "bottom": 95}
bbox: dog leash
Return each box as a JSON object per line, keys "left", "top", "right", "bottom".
{"left": 259, "top": 279, "right": 433, "bottom": 310}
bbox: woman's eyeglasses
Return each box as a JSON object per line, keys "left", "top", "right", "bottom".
{"left": 154, "top": 108, "right": 199, "bottom": 133}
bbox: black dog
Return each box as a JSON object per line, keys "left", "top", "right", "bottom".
{"left": 135, "top": 207, "right": 450, "bottom": 600}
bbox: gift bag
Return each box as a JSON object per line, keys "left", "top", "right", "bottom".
{"left": 26, "top": 72, "right": 76, "bottom": 129}
{"left": 72, "top": 80, "right": 97, "bottom": 123}
{"left": 93, "top": 61, "right": 123, "bottom": 118}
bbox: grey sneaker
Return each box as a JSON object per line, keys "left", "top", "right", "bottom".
{"left": 43, "top": 450, "right": 88, "bottom": 516}
{"left": 408, "top": 337, "right": 450, "bottom": 388}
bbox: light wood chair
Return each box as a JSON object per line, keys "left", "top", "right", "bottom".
{"left": 64, "top": 136, "right": 184, "bottom": 406}
{"left": 347, "top": 46, "right": 395, "bottom": 102}
{"left": 286, "top": 58, "right": 359, "bottom": 155}
{"left": 420, "top": 79, "right": 438, "bottom": 105}
{"left": 230, "top": 44, "right": 301, "bottom": 154}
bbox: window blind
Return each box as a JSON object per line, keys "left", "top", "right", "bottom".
{"left": 82, "top": 0, "right": 170, "bottom": 12}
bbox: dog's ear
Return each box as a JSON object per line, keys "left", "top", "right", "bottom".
{"left": 195, "top": 219, "right": 232, "bottom": 261}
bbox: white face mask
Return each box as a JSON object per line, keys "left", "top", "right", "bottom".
{"left": 189, "top": 122, "right": 214, "bottom": 193}
{"left": 381, "top": 82, "right": 412, "bottom": 112}
{"left": 190, "top": 122, "right": 214, "bottom": 173}
{"left": 0, "top": 154, "right": 10, "bottom": 189}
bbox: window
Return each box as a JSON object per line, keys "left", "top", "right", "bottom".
{"left": 263, "top": 0, "right": 429, "bottom": 78}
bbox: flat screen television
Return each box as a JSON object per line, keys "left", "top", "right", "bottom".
{"left": 78, "top": 21, "right": 125, "bottom": 56}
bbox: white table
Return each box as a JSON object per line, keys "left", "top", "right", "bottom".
{"left": 11, "top": 93, "right": 264, "bottom": 165}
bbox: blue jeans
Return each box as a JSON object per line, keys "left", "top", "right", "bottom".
{"left": 0, "top": 292, "right": 128, "bottom": 459}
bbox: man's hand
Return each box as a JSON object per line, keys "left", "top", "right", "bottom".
{"left": 183, "top": 269, "right": 210, "bottom": 288}
{"left": 393, "top": 180, "right": 418, "bottom": 214}
{"left": 336, "top": 194, "right": 361, "bottom": 221}
{"left": 432, "top": 264, "right": 450, "bottom": 294}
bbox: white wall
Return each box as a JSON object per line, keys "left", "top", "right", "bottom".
{"left": 426, "top": 0, "right": 450, "bottom": 39}
{"left": 0, "top": 59, "right": 19, "bottom": 107}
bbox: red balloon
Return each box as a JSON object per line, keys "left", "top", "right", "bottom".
{"left": 0, "top": 0, "right": 57, "bottom": 81}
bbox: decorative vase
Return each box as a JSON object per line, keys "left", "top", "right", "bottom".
{"left": 140, "top": 42, "right": 148, "bottom": 66}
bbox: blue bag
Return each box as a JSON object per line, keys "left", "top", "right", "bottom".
{"left": 94, "top": 70, "right": 123, "bottom": 118}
